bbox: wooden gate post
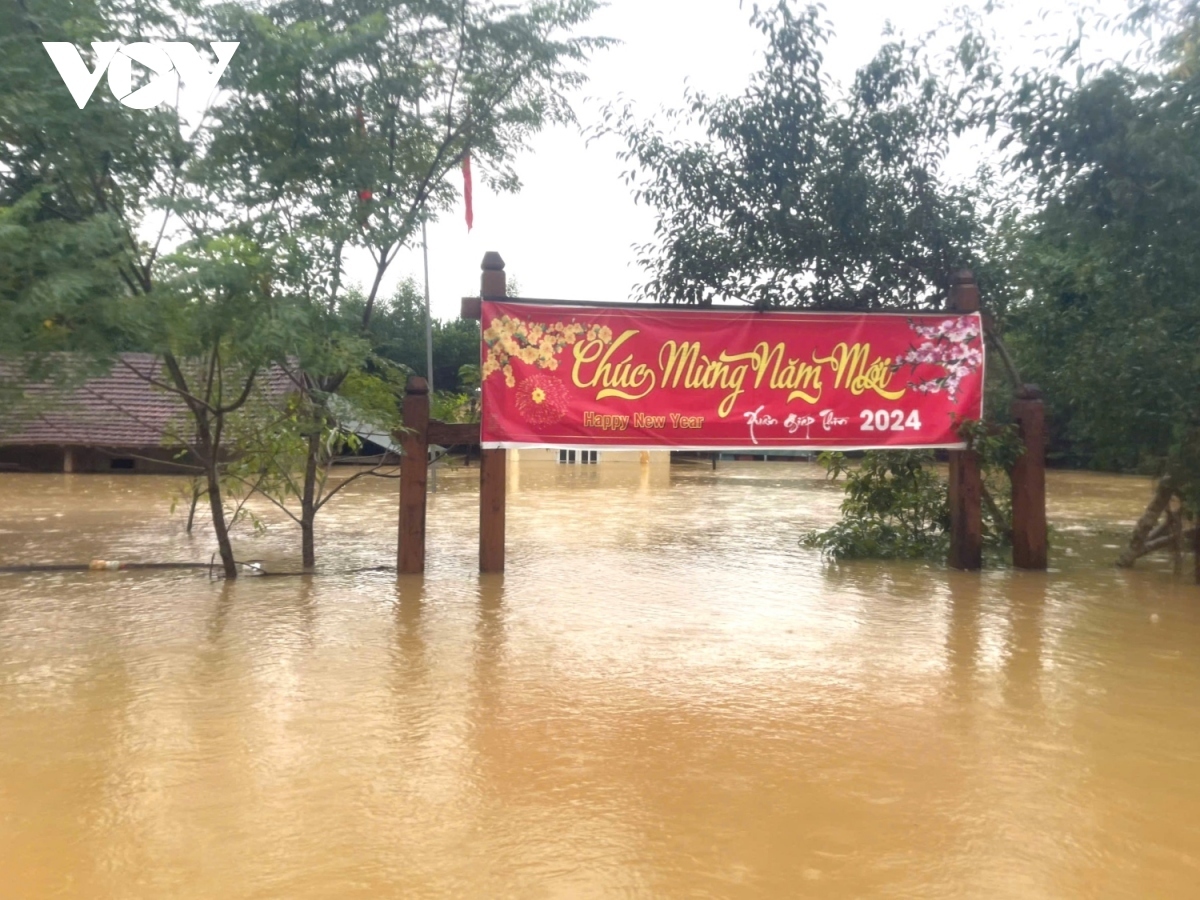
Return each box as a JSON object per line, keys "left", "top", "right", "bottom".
{"left": 1011, "top": 386, "right": 1048, "bottom": 569}
{"left": 948, "top": 270, "right": 983, "bottom": 570}
{"left": 479, "top": 252, "right": 507, "bottom": 573}
{"left": 399, "top": 376, "right": 429, "bottom": 574}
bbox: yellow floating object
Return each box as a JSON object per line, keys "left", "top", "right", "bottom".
{"left": 88, "top": 560, "right": 122, "bottom": 571}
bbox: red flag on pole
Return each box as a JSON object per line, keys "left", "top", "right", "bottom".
{"left": 462, "top": 153, "right": 474, "bottom": 232}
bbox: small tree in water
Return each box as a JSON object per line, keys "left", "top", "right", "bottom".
{"left": 802, "top": 451, "right": 951, "bottom": 560}
{"left": 803, "top": 424, "right": 1022, "bottom": 561}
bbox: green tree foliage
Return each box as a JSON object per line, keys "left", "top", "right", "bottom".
{"left": 0, "top": 0, "right": 301, "bottom": 578}
{"left": 602, "top": 1, "right": 989, "bottom": 309}
{"left": 203, "top": 0, "right": 607, "bottom": 324}
{"left": 802, "top": 451, "right": 952, "bottom": 560}
{"left": 802, "top": 424, "right": 1022, "bottom": 561}
{"left": 0, "top": 0, "right": 186, "bottom": 369}
{"left": 197, "top": 0, "right": 605, "bottom": 565}
{"left": 1, "top": 0, "right": 603, "bottom": 572}
{"left": 991, "top": 1, "right": 1200, "bottom": 513}
{"left": 342, "top": 279, "right": 480, "bottom": 392}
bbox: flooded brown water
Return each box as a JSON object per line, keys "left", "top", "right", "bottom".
{"left": 0, "top": 462, "right": 1198, "bottom": 898}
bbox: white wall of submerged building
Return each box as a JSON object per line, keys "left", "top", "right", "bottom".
{"left": 509, "top": 448, "right": 670, "bottom": 466}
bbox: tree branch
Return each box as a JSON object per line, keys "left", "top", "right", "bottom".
{"left": 314, "top": 459, "right": 402, "bottom": 511}
{"left": 120, "top": 354, "right": 217, "bottom": 416}
{"left": 1117, "top": 476, "right": 1177, "bottom": 567}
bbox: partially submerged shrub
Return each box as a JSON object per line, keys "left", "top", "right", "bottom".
{"left": 802, "top": 424, "right": 1022, "bottom": 561}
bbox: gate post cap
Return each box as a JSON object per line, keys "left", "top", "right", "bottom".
{"left": 481, "top": 251, "right": 505, "bottom": 271}
{"left": 406, "top": 376, "right": 429, "bottom": 394}
{"left": 1017, "top": 383, "right": 1043, "bottom": 400}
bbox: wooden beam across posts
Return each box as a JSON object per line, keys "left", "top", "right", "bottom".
{"left": 461, "top": 296, "right": 482, "bottom": 320}
{"left": 398, "top": 376, "right": 430, "bottom": 574}
{"left": 948, "top": 270, "right": 983, "bottom": 571}
{"left": 427, "top": 421, "right": 480, "bottom": 446}
{"left": 478, "top": 252, "right": 507, "bottom": 573}
{"left": 1011, "top": 385, "right": 1048, "bottom": 570}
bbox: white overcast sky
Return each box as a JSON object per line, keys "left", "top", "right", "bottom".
{"left": 371, "top": 0, "right": 1137, "bottom": 320}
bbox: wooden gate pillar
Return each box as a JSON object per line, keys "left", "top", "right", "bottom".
{"left": 479, "top": 252, "right": 507, "bottom": 573}
{"left": 1010, "top": 386, "right": 1048, "bottom": 569}
{"left": 480, "top": 449, "right": 506, "bottom": 573}
{"left": 399, "top": 376, "right": 429, "bottom": 574}
{"left": 948, "top": 270, "right": 983, "bottom": 570}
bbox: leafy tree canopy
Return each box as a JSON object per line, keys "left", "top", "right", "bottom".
{"left": 989, "top": 1, "right": 1200, "bottom": 506}
{"left": 601, "top": 1, "right": 991, "bottom": 309}
{"left": 203, "top": 0, "right": 610, "bottom": 328}
{"left": 0, "top": 0, "right": 606, "bottom": 573}
{"left": 340, "top": 278, "right": 480, "bottom": 392}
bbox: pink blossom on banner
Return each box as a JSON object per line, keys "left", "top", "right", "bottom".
{"left": 893, "top": 316, "right": 982, "bottom": 400}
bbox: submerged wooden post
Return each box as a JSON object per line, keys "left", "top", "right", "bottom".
{"left": 948, "top": 270, "right": 983, "bottom": 571}
{"left": 479, "top": 252, "right": 507, "bottom": 573}
{"left": 399, "top": 376, "right": 429, "bottom": 574}
{"left": 1010, "top": 386, "right": 1048, "bottom": 569}
{"left": 480, "top": 448, "right": 506, "bottom": 573}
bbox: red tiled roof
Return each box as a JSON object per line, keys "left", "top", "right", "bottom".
{"left": 0, "top": 354, "right": 296, "bottom": 448}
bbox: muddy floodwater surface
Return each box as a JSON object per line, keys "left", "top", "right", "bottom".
{"left": 0, "top": 462, "right": 1198, "bottom": 898}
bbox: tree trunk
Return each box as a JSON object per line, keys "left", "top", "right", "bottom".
{"left": 185, "top": 482, "right": 202, "bottom": 534}
{"left": 204, "top": 459, "right": 238, "bottom": 579}
{"left": 1135, "top": 527, "right": 1197, "bottom": 560}
{"left": 161, "top": 352, "right": 239, "bottom": 580}
{"left": 1117, "top": 477, "right": 1176, "bottom": 568}
{"left": 980, "top": 483, "right": 1011, "bottom": 544}
{"left": 192, "top": 410, "right": 237, "bottom": 580}
{"left": 300, "top": 429, "right": 320, "bottom": 569}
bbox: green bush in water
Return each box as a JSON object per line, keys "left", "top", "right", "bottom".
{"left": 802, "top": 424, "right": 1023, "bottom": 561}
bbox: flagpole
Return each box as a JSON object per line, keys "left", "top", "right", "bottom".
{"left": 421, "top": 220, "right": 434, "bottom": 395}
{"left": 422, "top": 219, "right": 437, "bottom": 493}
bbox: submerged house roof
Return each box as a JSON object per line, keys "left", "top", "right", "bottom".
{"left": 0, "top": 354, "right": 296, "bottom": 448}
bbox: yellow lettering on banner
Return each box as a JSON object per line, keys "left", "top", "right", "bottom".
{"left": 813, "top": 342, "right": 905, "bottom": 400}
{"left": 712, "top": 351, "right": 753, "bottom": 418}
{"left": 744, "top": 341, "right": 823, "bottom": 404}
{"left": 659, "top": 341, "right": 701, "bottom": 389}
{"left": 659, "top": 341, "right": 752, "bottom": 418}
{"left": 572, "top": 330, "right": 656, "bottom": 401}
{"left": 570, "top": 328, "right": 905, "bottom": 415}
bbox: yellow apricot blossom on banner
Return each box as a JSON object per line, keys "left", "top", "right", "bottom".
{"left": 482, "top": 314, "right": 608, "bottom": 383}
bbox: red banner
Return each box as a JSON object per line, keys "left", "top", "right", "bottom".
{"left": 480, "top": 301, "right": 984, "bottom": 450}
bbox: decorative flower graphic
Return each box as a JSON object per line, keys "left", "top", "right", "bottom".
{"left": 482, "top": 314, "right": 612, "bottom": 388}
{"left": 515, "top": 371, "right": 572, "bottom": 425}
{"left": 893, "top": 316, "right": 982, "bottom": 400}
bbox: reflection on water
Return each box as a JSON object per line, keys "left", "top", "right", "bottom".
{"left": 1, "top": 462, "right": 1198, "bottom": 898}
